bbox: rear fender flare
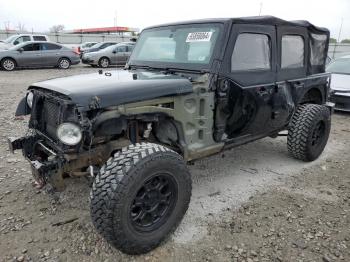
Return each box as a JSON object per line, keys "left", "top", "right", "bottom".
{"left": 298, "top": 86, "right": 325, "bottom": 105}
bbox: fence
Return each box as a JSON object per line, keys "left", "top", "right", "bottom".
{"left": 328, "top": 43, "right": 350, "bottom": 59}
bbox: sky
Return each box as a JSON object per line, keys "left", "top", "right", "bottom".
{"left": 0, "top": 0, "right": 349, "bottom": 40}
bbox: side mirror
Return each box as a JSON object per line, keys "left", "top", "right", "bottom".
{"left": 18, "top": 48, "right": 24, "bottom": 53}
{"left": 112, "top": 50, "right": 117, "bottom": 54}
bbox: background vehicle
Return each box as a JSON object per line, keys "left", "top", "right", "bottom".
{"left": 0, "top": 41, "right": 80, "bottom": 71}
{"left": 80, "top": 41, "right": 117, "bottom": 57}
{"left": 326, "top": 55, "right": 350, "bottom": 111}
{"left": 0, "top": 34, "right": 49, "bottom": 50}
{"left": 10, "top": 16, "right": 332, "bottom": 255}
{"left": 78, "top": 41, "right": 98, "bottom": 53}
{"left": 82, "top": 42, "right": 135, "bottom": 67}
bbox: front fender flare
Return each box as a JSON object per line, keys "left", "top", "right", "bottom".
{"left": 15, "top": 97, "right": 31, "bottom": 116}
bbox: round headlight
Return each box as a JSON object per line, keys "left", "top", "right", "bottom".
{"left": 57, "top": 123, "right": 82, "bottom": 146}
{"left": 26, "top": 91, "right": 34, "bottom": 108}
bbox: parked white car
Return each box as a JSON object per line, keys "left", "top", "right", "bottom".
{"left": 0, "top": 34, "right": 49, "bottom": 50}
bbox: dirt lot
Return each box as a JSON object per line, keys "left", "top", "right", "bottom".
{"left": 0, "top": 66, "right": 349, "bottom": 262}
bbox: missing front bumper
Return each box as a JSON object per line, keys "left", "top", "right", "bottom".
{"left": 8, "top": 136, "right": 27, "bottom": 153}
{"left": 8, "top": 135, "right": 131, "bottom": 191}
{"left": 8, "top": 135, "right": 66, "bottom": 191}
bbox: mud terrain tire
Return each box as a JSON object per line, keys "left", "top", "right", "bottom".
{"left": 288, "top": 104, "right": 331, "bottom": 162}
{"left": 90, "top": 142, "right": 191, "bottom": 254}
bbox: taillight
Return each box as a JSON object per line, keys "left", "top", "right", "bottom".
{"left": 73, "top": 48, "right": 80, "bottom": 55}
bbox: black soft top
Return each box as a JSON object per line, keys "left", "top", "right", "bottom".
{"left": 145, "top": 15, "right": 329, "bottom": 34}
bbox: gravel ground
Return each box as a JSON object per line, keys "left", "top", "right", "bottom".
{"left": 0, "top": 66, "right": 349, "bottom": 262}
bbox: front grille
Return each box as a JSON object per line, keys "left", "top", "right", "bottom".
{"left": 42, "top": 99, "right": 61, "bottom": 139}
{"left": 29, "top": 91, "right": 78, "bottom": 144}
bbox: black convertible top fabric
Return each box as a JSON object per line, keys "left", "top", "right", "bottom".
{"left": 232, "top": 16, "right": 328, "bottom": 34}
{"left": 146, "top": 16, "right": 329, "bottom": 34}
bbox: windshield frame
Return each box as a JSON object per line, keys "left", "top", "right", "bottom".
{"left": 128, "top": 22, "right": 225, "bottom": 71}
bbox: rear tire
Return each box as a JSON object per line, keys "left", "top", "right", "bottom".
{"left": 58, "top": 58, "right": 71, "bottom": 69}
{"left": 90, "top": 142, "right": 192, "bottom": 254}
{"left": 1, "top": 58, "right": 16, "bottom": 71}
{"left": 287, "top": 104, "right": 331, "bottom": 161}
{"left": 98, "top": 57, "right": 110, "bottom": 68}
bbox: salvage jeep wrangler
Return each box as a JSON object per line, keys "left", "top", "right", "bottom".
{"left": 9, "top": 16, "right": 332, "bottom": 254}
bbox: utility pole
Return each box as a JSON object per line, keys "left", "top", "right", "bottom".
{"left": 4, "top": 21, "right": 10, "bottom": 31}
{"left": 333, "top": 18, "right": 343, "bottom": 59}
{"left": 259, "top": 2, "right": 263, "bottom": 16}
{"left": 114, "top": 10, "right": 117, "bottom": 27}
{"left": 4, "top": 21, "right": 11, "bottom": 38}
{"left": 114, "top": 9, "right": 120, "bottom": 41}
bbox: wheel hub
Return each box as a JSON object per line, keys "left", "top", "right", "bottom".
{"left": 60, "top": 60, "right": 69, "bottom": 68}
{"left": 144, "top": 190, "right": 160, "bottom": 207}
{"left": 3, "top": 60, "right": 14, "bottom": 70}
{"left": 130, "top": 174, "right": 177, "bottom": 232}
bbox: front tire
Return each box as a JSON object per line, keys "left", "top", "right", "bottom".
{"left": 90, "top": 142, "right": 192, "bottom": 254}
{"left": 287, "top": 104, "right": 331, "bottom": 161}
{"left": 1, "top": 58, "right": 16, "bottom": 71}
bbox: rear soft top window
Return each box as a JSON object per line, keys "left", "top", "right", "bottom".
{"left": 310, "top": 33, "right": 327, "bottom": 66}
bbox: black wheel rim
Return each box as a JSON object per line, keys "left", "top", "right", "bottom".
{"left": 311, "top": 120, "right": 325, "bottom": 147}
{"left": 129, "top": 173, "right": 177, "bottom": 232}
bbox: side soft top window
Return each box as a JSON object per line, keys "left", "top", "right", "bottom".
{"left": 231, "top": 33, "right": 271, "bottom": 71}
{"left": 281, "top": 35, "right": 304, "bottom": 69}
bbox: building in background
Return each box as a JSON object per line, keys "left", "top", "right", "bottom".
{"left": 65, "top": 26, "right": 139, "bottom": 37}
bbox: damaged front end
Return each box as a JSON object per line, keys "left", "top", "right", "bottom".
{"left": 9, "top": 88, "right": 129, "bottom": 191}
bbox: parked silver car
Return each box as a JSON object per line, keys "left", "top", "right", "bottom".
{"left": 326, "top": 55, "right": 350, "bottom": 112}
{"left": 78, "top": 42, "right": 98, "bottom": 53}
{"left": 0, "top": 41, "right": 80, "bottom": 71}
{"left": 81, "top": 42, "right": 135, "bottom": 67}
{"left": 80, "top": 41, "right": 118, "bottom": 58}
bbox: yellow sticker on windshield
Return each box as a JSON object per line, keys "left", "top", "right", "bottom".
{"left": 186, "top": 32, "right": 212, "bottom": 42}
